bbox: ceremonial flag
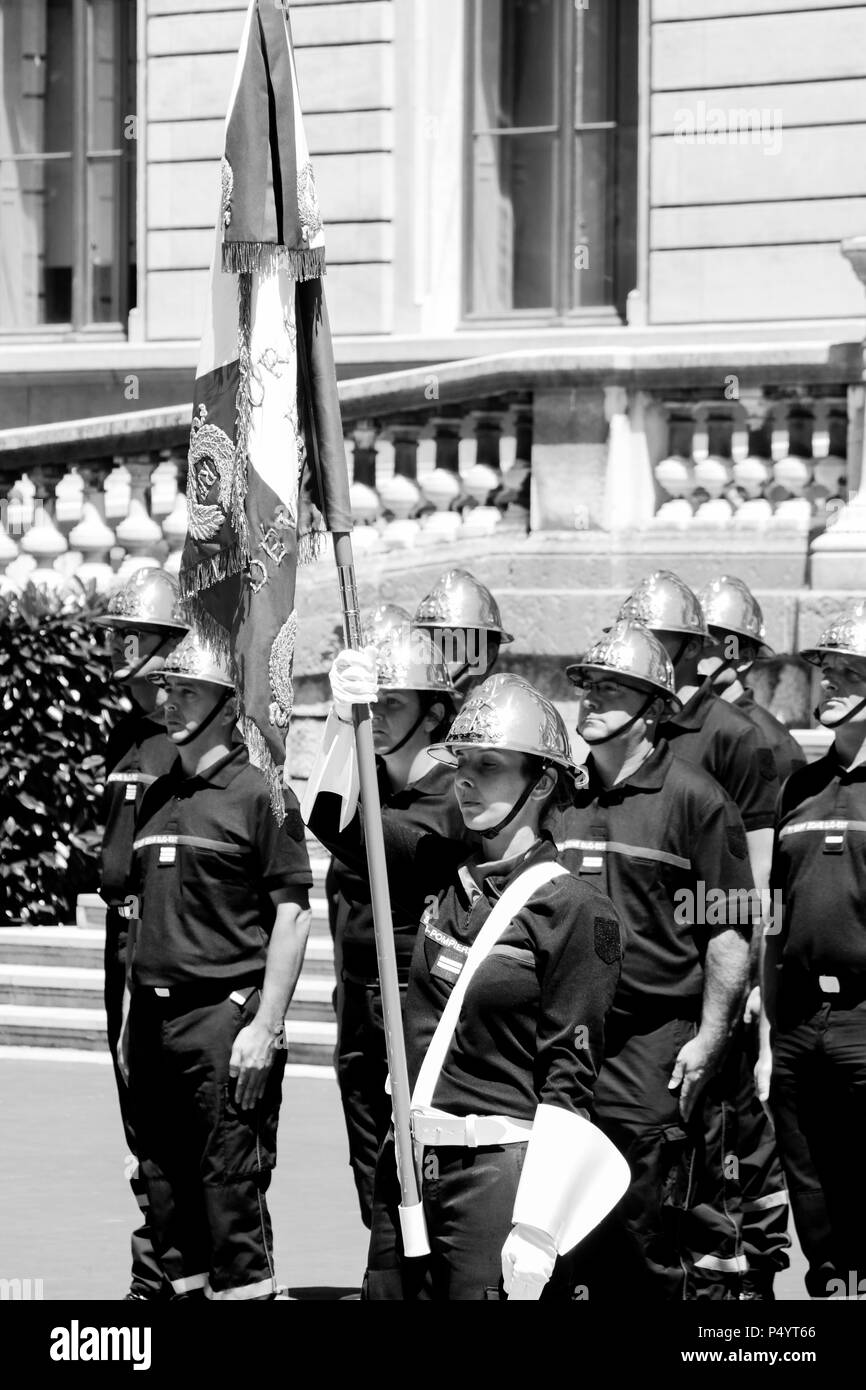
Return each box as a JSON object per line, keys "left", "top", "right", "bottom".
{"left": 180, "top": 0, "right": 352, "bottom": 819}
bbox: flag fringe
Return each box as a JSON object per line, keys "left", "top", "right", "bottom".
{"left": 298, "top": 528, "right": 327, "bottom": 565}
{"left": 179, "top": 542, "right": 247, "bottom": 597}
{"left": 222, "top": 242, "right": 326, "bottom": 281}
{"left": 178, "top": 604, "right": 232, "bottom": 663}
{"left": 243, "top": 717, "right": 288, "bottom": 825}
{"left": 178, "top": 543, "right": 246, "bottom": 599}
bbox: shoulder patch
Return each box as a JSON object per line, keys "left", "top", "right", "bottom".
{"left": 726, "top": 821, "right": 748, "bottom": 861}
{"left": 757, "top": 748, "right": 778, "bottom": 784}
{"left": 594, "top": 917, "right": 622, "bottom": 965}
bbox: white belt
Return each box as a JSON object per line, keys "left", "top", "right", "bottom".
{"left": 410, "top": 1106, "right": 532, "bottom": 1148}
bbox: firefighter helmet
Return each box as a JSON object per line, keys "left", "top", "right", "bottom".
{"left": 800, "top": 600, "right": 866, "bottom": 666}
{"left": 374, "top": 626, "right": 456, "bottom": 695}
{"left": 362, "top": 603, "right": 413, "bottom": 648}
{"left": 149, "top": 629, "right": 235, "bottom": 689}
{"left": 617, "top": 569, "right": 709, "bottom": 640}
{"left": 414, "top": 569, "right": 514, "bottom": 643}
{"left": 428, "top": 673, "right": 574, "bottom": 770}
{"left": 94, "top": 568, "right": 188, "bottom": 635}
{"left": 698, "top": 575, "right": 774, "bottom": 658}
{"left": 566, "top": 620, "right": 682, "bottom": 712}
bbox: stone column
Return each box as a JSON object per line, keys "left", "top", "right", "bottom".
{"left": 810, "top": 237, "right": 866, "bottom": 587}
{"left": 530, "top": 385, "right": 608, "bottom": 531}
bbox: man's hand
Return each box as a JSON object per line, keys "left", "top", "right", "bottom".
{"left": 668, "top": 1032, "right": 724, "bottom": 1122}
{"left": 754, "top": 1046, "right": 772, "bottom": 1105}
{"left": 229, "top": 1017, "right": 283, "bottom": 1111}
{"left": 743, "top": 984, "right": 761, "bottom": 1026}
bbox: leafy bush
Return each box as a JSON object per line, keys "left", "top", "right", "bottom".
{"left": 0, "top": 582, "right": 124, "bottom": 925}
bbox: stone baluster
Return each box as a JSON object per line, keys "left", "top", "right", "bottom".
{"left": 361, "top": 416, "right": 417, "bottom": 552}
{"left": 691, "top": 408, "right": 734, "bottom": 528}
{"left": 732, "top": 394, "right": 773, "bottom": 531}
{"left": 20, "top": 462, "right": 69, "bottom": 586}
{"left": 461, "top": 401, "right": 504, "bottom": 539}
{"left": 150, "top": 450, "right": 180, "bottom": 518}
{"left": 0, "top": 505, "right": 19, "bottom": 593}
{"left": 653, "top": 406, "right": 697, "bottom": 529}
{"left": 115, "top": 452, "right": 164, "bottom": 577}
{"left": 347, "top": 420, "right": 384, "bottom": 553}
{"left": 162, "top": 493, "right": 189, "bottom": 578}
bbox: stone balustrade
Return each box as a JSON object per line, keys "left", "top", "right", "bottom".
{"left": 0, "top": 357, "right": 861, "bottom": 595}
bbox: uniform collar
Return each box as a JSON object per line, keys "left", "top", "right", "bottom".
{"left": 170, "top": 740, "right": 248, "bottom": 790}
{"left": 664, "top": 675, "right": 716, "bottom": 731}
{"left": 735, "top": 688, "right": 756, "bottom": 715}
{"left": 458, "top": 835, "right": 557, "bottom": 903}
{"left": 582, "top": 740, "right": 671, "bottom": 795}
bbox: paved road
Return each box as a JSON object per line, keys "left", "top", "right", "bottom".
{"left": 0, "top": 1056, "right": 367, "bottom": 1300}
{"left": 0, "top": 1055, "right": 809, "bottom": 1301}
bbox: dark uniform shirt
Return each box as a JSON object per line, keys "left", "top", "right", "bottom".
{"left": 309, "top": 795, "right": 623, "bottom": 1120}
{"left": 101, "top": 711, "right": 177, "bottom": 907}
{"left": 660, "top": 677, "right": 779, "bottom": 831}
{"left": 413, "top": 838, "right": 623, "bottom": 1121}
{"left": 131, "top": 745, "right": 312, "bottom": 987}
{"left": 550, "top": 741, "right": 755, "bottom": 1022}
{"left": 735, "top": 689, "right": 807, "bottom": 786}
{"left": 772, "top": 748, "right": 866, "bottom": 976}
{"left": 310, "top": 759, "right": 465, "bottom": 980}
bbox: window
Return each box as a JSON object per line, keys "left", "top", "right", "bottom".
{"left": 467, "top": 0, "right": 638, "bottom": 321}
{"left": 0, "top": 0, "right": 137, "bottom": 333}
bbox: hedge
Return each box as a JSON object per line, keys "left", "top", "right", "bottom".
{"left": 0, "top": 582, "right": 125, "bottom": 925}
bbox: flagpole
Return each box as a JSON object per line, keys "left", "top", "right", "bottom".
{"left": 332, "top": 532, "right": 428, "bottom": 1254}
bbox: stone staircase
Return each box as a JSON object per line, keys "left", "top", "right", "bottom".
{"left": 0, "top": 845, "right": 337, "bottom": 1067}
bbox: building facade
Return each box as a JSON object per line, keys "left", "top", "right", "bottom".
{"left": 2, "top": 0, "right": 866, "bottom": 728}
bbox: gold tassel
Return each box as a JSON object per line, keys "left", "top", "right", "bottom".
{"left": 242, "top": 718, "right": 288, "bottom": 825}
{"left": 222, "top": 242, "right": 327, "bottom": 281}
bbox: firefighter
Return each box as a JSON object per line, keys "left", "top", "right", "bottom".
{"left": 698, "top": 575, "right": 807, "bottom": 784}
{"left": 557, "top": 620, "right": 756, "bottom": 1299}
{"left": 306, "top": 622, "right": 462, "bottom": 1229}
{"left": 615, "top": 570, "right": 786, "bottom": 1298}
{"left": 764, "top": 600, "right": 866, "bottom": 1297}
{"left": 304, "top": 663, "right": 627, "bottom": 1300}
{"left": 323, "top": 603, "right": 415, "bottom": 1073}
{"left": 125, "top": 629, "right": 313, "bottom": 1300}
{"left": 413, "top": 568, "right": 512, "bottom": 698}
{"left": 694, "top": 573, "right": 800, "bottom": 1300}
{"left": 93, "top": 567, "right": 188, "bottom": 1300}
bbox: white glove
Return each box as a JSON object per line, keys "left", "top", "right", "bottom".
{"left": 329, "top": 647, "right": 379, "bottom": 720}
{"left": 501, "top": 1223, "right": 557, "bottom": 1301}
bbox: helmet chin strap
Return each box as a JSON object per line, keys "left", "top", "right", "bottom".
{"left": 480, "top": 763, "right": 551, "bottom": 841}
{"left": 814, "top": 694, "right": 866, "bottom": 729}
{"left": 580, "top": 692, "right": 657, "bottom": 747}
{"left": 171, "top": 687, "right": 234, "bottom": 747}
{"left": 377, "top": 703, "right": 430, "bottom": 758}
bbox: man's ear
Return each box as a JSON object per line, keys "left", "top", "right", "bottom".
{"left": 423, "top": 698, "right": 447, "bottom": 732}
{"left": 645, "top": 695, "right": 665, "bottom": 726}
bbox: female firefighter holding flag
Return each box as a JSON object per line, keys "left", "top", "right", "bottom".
{"left": 303, "top": 646, "right": 630, "bottom": 1300}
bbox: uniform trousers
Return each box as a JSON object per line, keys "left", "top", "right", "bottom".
{"left": 706, "top": 1023, "right": 790, "bottom": 1297}
{"left": 104, "top": 909, "right": 165, "bottom": 1298}
{"left": 770, "top": 994, "right": 866, "bottom": 1296}
{"left": 336, "top": 975, "right": 406, "bottom": 1229}
{"left": 364, "top": 1133, "right": 577, "bottom": 1301}
{"left": 127, "top": 984, "right": 285, "bottom": 1300}
{"left": 592, "top": 1015, "right": 745, "bottom": 1300}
